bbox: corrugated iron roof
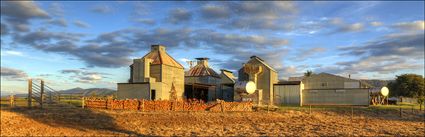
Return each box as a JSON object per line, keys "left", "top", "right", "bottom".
{"left": 288, "top": 76, "right": 304, "bottom": 81}
{"left": 185, "top": 58, "right": 220, "bottom": 78}
{"left": 141, "top": 45, "right": 184, "bottom": 69}
{"left": 221, "top": 69, "right": 236, "bottom": 83}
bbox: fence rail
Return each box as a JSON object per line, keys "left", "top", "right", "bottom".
{"left": 83, "top": 98, "right": 253, "bottom": 112}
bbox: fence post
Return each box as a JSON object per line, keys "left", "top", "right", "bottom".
{"left": 137, "top": 99, "right": 141, "bottom": 111}
{"left": 28, "top": 79, "right": 32, "bottom": 108}
{"left": 219, "top": 100, "right": 225, "bottom": 112}
{"left": 122, "top": 100, "right": 125, "bottom": 109}
{"left": 309, "top": 105, "right": 312, "bottom": 114}
{"left": 40, "top": 80, "right": 44, "bottom": 108}
{"left": 399, "top": 107, "right": 402, "bottom": 118}
{"left": 9, "top": 95, "right": 15, "bottom": 107}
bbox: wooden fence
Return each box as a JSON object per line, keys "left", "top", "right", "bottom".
{"left": 83, "top": 98, "right": 253, "bottom": 112}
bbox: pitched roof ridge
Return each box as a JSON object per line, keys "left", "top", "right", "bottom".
{"left": 252, "top": 57, "right": 277, "bottom": 72}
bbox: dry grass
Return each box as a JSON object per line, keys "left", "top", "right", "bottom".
{"left": 1, "top": 104, "right": 424, "bottom": 136}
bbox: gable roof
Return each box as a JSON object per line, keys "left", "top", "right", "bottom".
{"left": 141, "top": 46, "right": 184, "bottom": 69}
{"left": 316, "top": 72, "right": 353, "bottom": 79}
{"left": 288, "top": 76, "right": 305, "bottom": 81}
{"left": 248, "top": 56, "right": 277, "bottom": 72}
{"left": 220, "top": 69, "right": 236, "bottom": 83}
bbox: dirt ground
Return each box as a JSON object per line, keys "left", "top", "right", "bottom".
{"left": 1, "top": 104, "right": 424, "bottom": 136}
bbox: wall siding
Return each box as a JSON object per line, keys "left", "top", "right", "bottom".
{"left": 302, "top": 89, "right": 369, "bottom": 105}
{"left": 117, "top": 83, "right": 150, "bottom": 99}
{"left": 274, "top": 85, "right": 301, "bottom": 106}
{"left": 161, "top": 65, "right": 185, "bottom": 100}
{"left": 303, "top": 73, "right": 360, "bottom": 89}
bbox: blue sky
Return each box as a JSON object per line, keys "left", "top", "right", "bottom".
{"left": 1, "top": 1, "right": 424, "bottom": 95}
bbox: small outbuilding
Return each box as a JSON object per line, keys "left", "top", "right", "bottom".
{"left": 219, "top": 69, "right": 236, "bottom": 102}
{"left": 184, "top": 58, "right": 221, "bottom": 102}
{"left": 274, "top": 81, "right": 303, "bottom": 106}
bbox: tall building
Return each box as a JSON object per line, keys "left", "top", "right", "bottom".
{"left": 237, "top": 56, "right": 279, "bottom": 105}
{"left": 117, "top": 45, "right": 185, "bottom": 100}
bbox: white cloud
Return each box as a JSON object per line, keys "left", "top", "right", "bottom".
{"left": 73, "top": 20, "right": 90, "bottom": 28}
{"left": 392, "top": 20, "right": 425, "bottom": 31}
{"left": 339, "top": 23, "right": 364, "bottom": 32}
{"left": 1, "top": 51, "right": 24, "bottom": 56}
{"left": 370, "top": 21, "right": 383, "bottom": 27}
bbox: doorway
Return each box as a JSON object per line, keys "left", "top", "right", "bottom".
{"left": 150, "top": 90, "right": 156, "bottom": 100}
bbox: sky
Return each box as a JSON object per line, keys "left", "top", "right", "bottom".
{"left": 1, "top": 1, "right": 424, "bottom": 95}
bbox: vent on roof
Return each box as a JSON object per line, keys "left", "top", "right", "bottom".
{"left": 151, "top": 45, "right": 165, "bottom": 52}
{"left": 195, "top": 57, "right": 209, "bottom": 66}
{"left": 250, "top": 55, "right": 264, "bottom": 61}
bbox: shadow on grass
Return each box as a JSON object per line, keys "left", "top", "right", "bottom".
{"left": 2, "top": 103, "right": 143, "bottom": 136}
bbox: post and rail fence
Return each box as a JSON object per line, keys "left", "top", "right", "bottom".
{"left": 27, "top": 79, "right": 61, "bottom": 108}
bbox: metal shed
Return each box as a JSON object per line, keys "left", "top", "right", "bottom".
{"left": 301, "top": 73, "right": 370, "bottom": 106}
{"left": 185, "top": 58, "right": 221, "bottom": 102}
{"left": 274, "top": 81, "right": 303, "bottom": 106}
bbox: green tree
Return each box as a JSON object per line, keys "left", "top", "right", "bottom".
{"left": 388, "top": 74, "right": 424, "bottom": 109}
{"left": 304, "top": 70, "right": 313, "bottom": 77}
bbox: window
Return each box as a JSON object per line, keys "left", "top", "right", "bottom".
{"left": 321, "top": 82, "right": 328, "bottom": 87}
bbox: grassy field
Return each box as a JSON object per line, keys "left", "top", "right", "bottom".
{"left": 1, "top": 102, "right": 424, "bottom": 136}
{"left": 279, "top": 103, "right": 423, "bottom": 112}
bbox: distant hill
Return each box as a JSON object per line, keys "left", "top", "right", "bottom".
{"left": 360, "top": 79, "right": 394, "bottom": 88}
{"left": 2, "top": 88, "right": 116, "bottom": 98}
{"left": 59, "top": 87, "right": 116, "bottom": 96}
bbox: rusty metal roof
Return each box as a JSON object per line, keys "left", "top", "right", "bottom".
{"left": 141, "top": 45, "right": 184, "bottom": 69}
{"left": 185, "top": 59, "right": 220, "bottom": 78}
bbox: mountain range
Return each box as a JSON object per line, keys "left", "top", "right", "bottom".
{"left": 2, "top": 88, "right": 116, "bottom": 97}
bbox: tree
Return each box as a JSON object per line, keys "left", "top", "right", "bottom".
{"left": 304, "top": 70, "right": 313, "bottom": 77}
{"left": 388, "top": 74, "right": 424, "bottom": 109}
{"left": 90, "top": 92, "right": 97, "bottom": 97}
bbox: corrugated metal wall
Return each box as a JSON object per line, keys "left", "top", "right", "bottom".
{"left": 274, "top": 85, "right": 301, "bottom": 106}
{"left": 302, "top": 89, "right": 369, "bottom": 105}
